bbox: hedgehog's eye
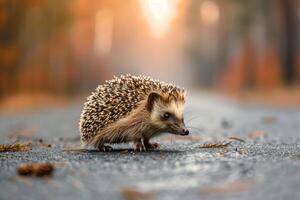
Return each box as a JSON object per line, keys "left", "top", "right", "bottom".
{"left": 162, "top": 112, "right": 171, "bottom": 120}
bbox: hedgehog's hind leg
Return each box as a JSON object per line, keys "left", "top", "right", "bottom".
{"left": 89, "top": 133, "right": 113, "bottom": 151}
{"left": 97, "top": 145, "right": 113, "bottom": 152}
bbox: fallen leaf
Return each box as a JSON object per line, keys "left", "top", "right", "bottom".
{"left": 228, "top": 136, "right": 246, "bottom": 143}
{"left": 17, "top": 163, "right": 54, "bottom": 177}
{"left": 0, "top": 143, "right": 31, "bottom": 152}
{"left": 33, "top": 141, "right": 52, "bottom": 148}
{"left": 120, "top": 187, "right": 153, "bottom": 200}
{"left": 62, "top": 148, "right": 86, "bottom": 152}
{"left": 261, "top": 116, "right": 277, "bottom": 124}
{"left": 248, "top": 131, "right": 266, "bottom": 139}
{"left": 200, "top": 181, "right": 254, "bottom": 194}
{"left": 199, "top": 141, "right": 231, "bottom": 148}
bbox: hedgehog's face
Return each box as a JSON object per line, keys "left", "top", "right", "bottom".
{"left": 147, "top": 92, "right": 189, "bottom": 136}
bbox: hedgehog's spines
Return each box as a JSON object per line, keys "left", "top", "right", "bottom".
{"left": 79, "top": 74, "right": 186, "bottom": 144}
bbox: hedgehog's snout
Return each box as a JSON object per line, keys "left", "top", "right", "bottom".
{"left": 169, "top": 122, "right": 190, "bottom": 136}
{"left": 181, "top": 128, "right": 189, "bottom": 136}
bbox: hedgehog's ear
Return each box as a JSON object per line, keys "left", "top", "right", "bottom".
{"left": 147, "top": 92, "right": 161, "bottom": 111}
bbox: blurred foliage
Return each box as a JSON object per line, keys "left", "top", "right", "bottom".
{"left": 0, "top": 0, "right": 299, "bottom": 100}
{"left": 0, "top": 0, "right": 72, "bottom": 97}
{"left": 186, "top": 0, "right": 299, "bottom": 90}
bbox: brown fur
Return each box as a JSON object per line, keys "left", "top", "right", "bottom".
{"left": 86, "top": 99, "right": 159, "bottom": 148}
{"left": 86, "top": 91, "right": 186, "bottom": 150}
{"left": 79, "top": 75, "right": 187, "bottom": 151}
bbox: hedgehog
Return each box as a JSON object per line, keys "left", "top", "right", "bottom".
{"left": 79, "top": 74, "right": 189, "bottom": 151}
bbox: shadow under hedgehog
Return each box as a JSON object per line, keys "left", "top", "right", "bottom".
{"left": 79, "top": 74, "right": 189, "bottom": 151}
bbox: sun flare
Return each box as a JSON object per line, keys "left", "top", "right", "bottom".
{"left": 139, "top": 0, "right": 180, "bottom": 38}
{"left": 200, "top": 0, "right": 220, "bottom": 26}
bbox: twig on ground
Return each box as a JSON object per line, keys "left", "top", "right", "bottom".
{"left": 0, "top": 143, "right": 31, "bottom": 152}
{"left": 228, "top": 136, "right": 246, "bottom": 143}
{"left": 199, "top": 141, "right": 232, "bottom": 148}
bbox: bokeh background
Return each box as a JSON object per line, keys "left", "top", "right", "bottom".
{"left": 1, "top": 0, "right": 300, "bottom": 111}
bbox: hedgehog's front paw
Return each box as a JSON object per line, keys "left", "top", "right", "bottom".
{"left": 145, "top": 142, "right": 160, "bottom": 150}
{"left": 98, "top": 145, "right": 113, "bottom": 152}
{"left": 135, "top": 142, "right": 146, "bottom": 152}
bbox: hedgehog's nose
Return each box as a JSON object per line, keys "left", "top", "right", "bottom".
{"left": 181, "top": 128, "right": 189, "bottom": 135}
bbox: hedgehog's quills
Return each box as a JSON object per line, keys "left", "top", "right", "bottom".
{"left": 79, "top": 74, "right": 189, "bottom": 151}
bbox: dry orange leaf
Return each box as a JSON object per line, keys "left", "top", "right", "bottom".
{"left": 200, "top": 181, "right": 254, "bottom": 194}
{"left": 261, "top": 116, "right": 277, "bottom": 124}
{"left": 199, "top": 141, "right": 231, "bottom": 148}
{"left": 248, "top": 131, "right": 266, "bottom": 139}
{"left": 228, "top": 136, "right": 246, "bottom": 143}
{"left": 17, "top": 163, "right": 54, "bottom": 177}
{"left": 34, "top": 142, "right": 52, "bottom": 148}
{"left": 62, "top": 148, "right": 86, "bottom": 152}
{"left": 120, "top": 187, "right": 153, "bottom": 200}
{"left": 0, "top": 143, "right": 31, "bottom": 152}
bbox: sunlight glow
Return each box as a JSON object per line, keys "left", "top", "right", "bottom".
{"left": 200, "top": 0, "right": 220, "bottom": 26}
{"left": 94, "top": 8, "right": 113, "bottom": 54}
{"left": 139, "top": 0, "right": 180, "bottom": 38}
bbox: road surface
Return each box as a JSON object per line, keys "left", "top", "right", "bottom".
{"left": 0, "top": 94, "right": 300, "bottom": 200}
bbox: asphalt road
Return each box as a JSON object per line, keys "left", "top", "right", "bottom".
{"left": 0, "top": 94, "right": 300, "bottom": 200}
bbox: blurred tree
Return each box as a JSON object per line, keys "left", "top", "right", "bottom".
{"left": 0, "top": 0, "right": 71, "bottom": 98}
{"left": 280, "top": 0, "right": 298, "bottom": 84}
{"left": 185, "top": 0, "right": 297, "bottom": 91}
{"left": 0, "top": 0, "right": 23, "bottom": 97}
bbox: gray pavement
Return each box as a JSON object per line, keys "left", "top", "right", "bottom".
{"left": 0, "top": 94, "right": 300, "bottom": 200}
